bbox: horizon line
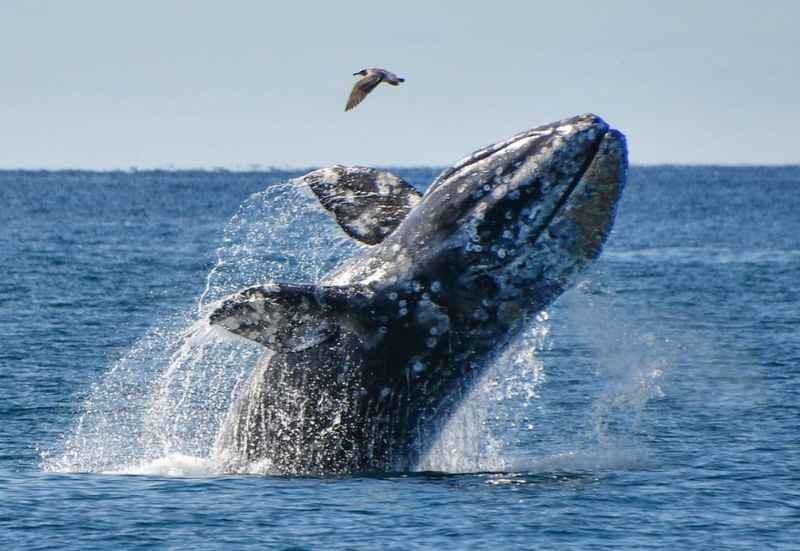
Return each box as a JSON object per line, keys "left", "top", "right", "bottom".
{"left": 1, "top": 162, "right": 799, "bottom": 173}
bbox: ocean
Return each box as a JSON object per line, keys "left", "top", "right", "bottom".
{"left": 1, "top": 166, "right": 798, "bottom": 549}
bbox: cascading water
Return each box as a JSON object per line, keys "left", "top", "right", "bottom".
{"left": 43, "top": 177, "right": 665, "bottom": 476}
{"left": 416, "top": 281, "right": 666, "bottom": 475}
{"left": 43, "top": 180, "right": 362, "bottom": 474}
{"left": 416, "top": 312, "right": 550, "bottom": 473}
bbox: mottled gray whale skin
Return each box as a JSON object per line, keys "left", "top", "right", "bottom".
{"left": 210, "top": 113, "right": 628, "bottom": 474}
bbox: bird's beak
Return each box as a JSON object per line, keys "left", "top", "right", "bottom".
{"left": 352, "top": 72, "right": 360, "bottom": 76}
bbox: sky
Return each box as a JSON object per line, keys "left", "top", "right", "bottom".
{"left": 1, "top": 0, "right": 798, "bottom": 168}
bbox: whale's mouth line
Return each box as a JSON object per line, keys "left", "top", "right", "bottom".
{"left": 471, "top": 129, "right": 609, "bottom": 277}
{"left": 530, "top": 128, "right": 608, "bottom": 241}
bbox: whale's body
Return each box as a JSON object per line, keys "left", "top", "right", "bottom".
{"left": 211, "top": 114, "right": 628, "bottom": 474}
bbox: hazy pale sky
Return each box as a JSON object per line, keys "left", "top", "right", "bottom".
{"left": 1, "top": 0, "right": 798, "bottom": 168}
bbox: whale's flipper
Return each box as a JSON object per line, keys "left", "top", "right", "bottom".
{"left": 209, "top": 283, "right": 373, "bottom": 351}
{"left": 303, "top": 166, "right": 422, "bottom": 245}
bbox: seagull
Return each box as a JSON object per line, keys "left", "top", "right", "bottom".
{"left": 345, "top": 68, "right": 405, "bottom": 112}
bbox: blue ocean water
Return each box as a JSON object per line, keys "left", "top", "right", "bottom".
{"left": 1, "top": 166, "right": 798, "bottom": 549}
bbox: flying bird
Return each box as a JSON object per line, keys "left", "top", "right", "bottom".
{"left": 345, "top": 68, "right": 405, "bottom": 112}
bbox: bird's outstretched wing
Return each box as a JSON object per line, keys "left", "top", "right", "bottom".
{"left": 345, "top": 73, "right": 382, "bottom": 111}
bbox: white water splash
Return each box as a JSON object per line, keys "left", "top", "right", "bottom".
{"left": 107, "top": 453, "right": 217, "bottom": 477}
{"left": 417, "top": 276, "right": 668, "bottom": 475}
{"left": 416, "top": 313, "right": 551, "bottom": 473}
{"left": 43, "top": 179, "right": 361, "bottom": 475}
{"left": 198, "top": 180, "right": 362, "bottom": 308}
{"left": 566, "top": 279, "right": 667, "bottom": 450}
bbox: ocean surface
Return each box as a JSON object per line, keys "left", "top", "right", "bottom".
{"left": 1, "top": 166, "right": 798, "bottom": 549}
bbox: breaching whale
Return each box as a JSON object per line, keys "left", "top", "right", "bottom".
{"left": 210, "top": 113, "right": 628, "bottom": 474}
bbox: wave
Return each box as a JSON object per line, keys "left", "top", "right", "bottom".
{"left": 605, "top": 246, "right": 800, "bottom": 265}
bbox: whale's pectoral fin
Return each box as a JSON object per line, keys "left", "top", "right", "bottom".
{"left": 302, "top": 165, "right": 422, "bottom": 245}
{"left": 209, "top": 283, "right": 373, "bottom": 351}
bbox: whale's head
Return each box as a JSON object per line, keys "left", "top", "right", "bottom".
{"left": 210, "top": 114, "right": 627, "bottom": 349}
{"left": 378, "top": 114, "right": 627, "bottom": 323}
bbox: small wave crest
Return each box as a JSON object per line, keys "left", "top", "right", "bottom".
{"left": 106, "top": 453, "right": 218, "bottom": 476}
{"left": 605, "top": 246, "right": 800, "bottom": 265}
{"left": 500, "top": 445, "right": 650, "bottom": 477}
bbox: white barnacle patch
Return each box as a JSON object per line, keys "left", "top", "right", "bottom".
{"left": 426, "top": 337, "right": 437, "bottom": 348}
{"left": 220, "top": 317, "right": 240, "bottom": 331}
{"left": 398, "top": 299, "right": 407, "bottom": 308}
{"left": 376, "top": 172, "right": 396, "bottom": 196}
{"left": 497, "top": 248, "right": 507, "bottom": 259}
{"left": 320, "top": 167, "right": 340, "bottom": 185}
{"left": 492, "top": 184, "right": 508, "bottom": 199}
{"left": 556, "top": 123, "right": 574, "bottom": 136}
{"left": 412, "top": 360, "right": 426, "bottom": 373}
{"left": 398, "top": 307, "right": 408, "bottom": 316}
{"left": 350, "top": 211, "right": 377, "bottom": 240}
{"left": 472, "top": 201, "right": 488, "bottom": 221}
{"left": 537, "top": 311, "right": 549, "bottom": 322}
{"left": 380, "top": 387, "right": 392, "bottom": 399}
{"left": 430, "top": 281, "right": 441, "bottom": 293}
